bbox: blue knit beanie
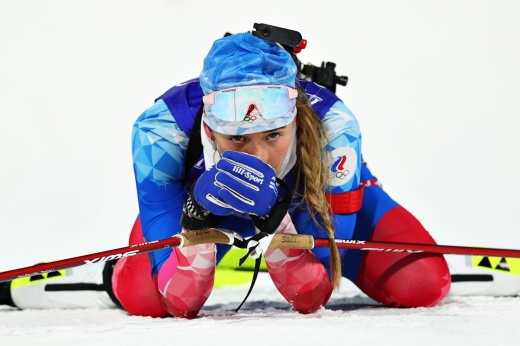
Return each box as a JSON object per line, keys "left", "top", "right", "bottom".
{"left": 200, "top": 33, "right": 297, "bottom": 94}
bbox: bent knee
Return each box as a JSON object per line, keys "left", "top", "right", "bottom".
{"left": 356, "top": 253, "right": 451, "bottom": 308}
{"left": 112, "top": 256, "right": 168, "bottom": 317}
{"left": 383, "top": 265, "right": 451, "bottom": 307}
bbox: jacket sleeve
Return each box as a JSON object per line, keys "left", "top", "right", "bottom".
{"left": 323, "top": 99, "right": 362, "bottom": 241}
{"left": 131, "top": 99, "right": 189, "bottom": 273}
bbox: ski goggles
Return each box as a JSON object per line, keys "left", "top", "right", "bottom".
{"left": 203, "top": 85, "right": 298, "bottom": 121}
{"left": 202, "top": 85, "right": 298, "bottom": 135}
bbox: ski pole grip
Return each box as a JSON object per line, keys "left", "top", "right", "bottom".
{"left": 268, "top": 234, "right": 314, "bottom": 250}
{"left": 179, "top": 228, "right": 235, "bottom": 247}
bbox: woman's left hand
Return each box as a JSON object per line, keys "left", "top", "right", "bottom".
{"left": 215, "top": 151, "right": 278, "bottom": 216}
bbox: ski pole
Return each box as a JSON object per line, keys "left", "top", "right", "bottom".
{"left": 0, "top": 229, "right": 313, "bottom": 283}
{"left": 2, "top": 229, "right": 520, "bottom": 282}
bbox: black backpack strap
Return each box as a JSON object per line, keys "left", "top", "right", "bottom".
{"left": 184, "top": 105, "right": 204, "bottom": 180}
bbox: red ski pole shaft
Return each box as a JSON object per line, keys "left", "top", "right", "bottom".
{"left": 0, "top": 236, "right": 181, "bottom": 283}
{"left": 0, "top": 228, "right": 240, "bottom": 283}
{"left": 315, "top": 238, "right": 520, "bottom": 258}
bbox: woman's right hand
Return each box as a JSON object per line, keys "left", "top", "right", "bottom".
{"left": 193, "top": 165, "right": 235, "bottom": 216}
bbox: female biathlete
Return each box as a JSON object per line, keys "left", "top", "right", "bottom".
{"left": 1, "top": 30, "right": 450, "bottom": 317}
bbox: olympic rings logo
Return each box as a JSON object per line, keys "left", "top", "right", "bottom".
{"left": 243, "top": 115, "right": 257, "bottom": 123}
{"left": 331, "top": 170, "right": 350, "bottom": 180}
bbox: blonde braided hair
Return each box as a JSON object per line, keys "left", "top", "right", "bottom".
{"left": 293, "top": 87, "right": 342, "bottom": 289}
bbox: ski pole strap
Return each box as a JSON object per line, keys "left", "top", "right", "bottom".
{"left": 235, "top": 232, "right": 274, "bottom": 312}
{"left": 234, "top": 255, "right": 262, "bottom": 313}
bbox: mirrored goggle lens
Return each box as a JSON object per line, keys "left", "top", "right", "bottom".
{"left": 204, "top": 87, "right": 297, "bottom": 121}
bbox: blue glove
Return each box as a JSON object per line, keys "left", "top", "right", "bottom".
{"left": 215, "top": 151, "right": 278, "bottom": 216}
{"left": 192, "top": 165, "right": 234, "bottom": 216}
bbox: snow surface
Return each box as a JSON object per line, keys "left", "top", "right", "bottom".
{"left": 1, "top": 0, "right": 520, "bottom": 345}
{"left": 1, "top": 275, "right": 520, "bottom": 346}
